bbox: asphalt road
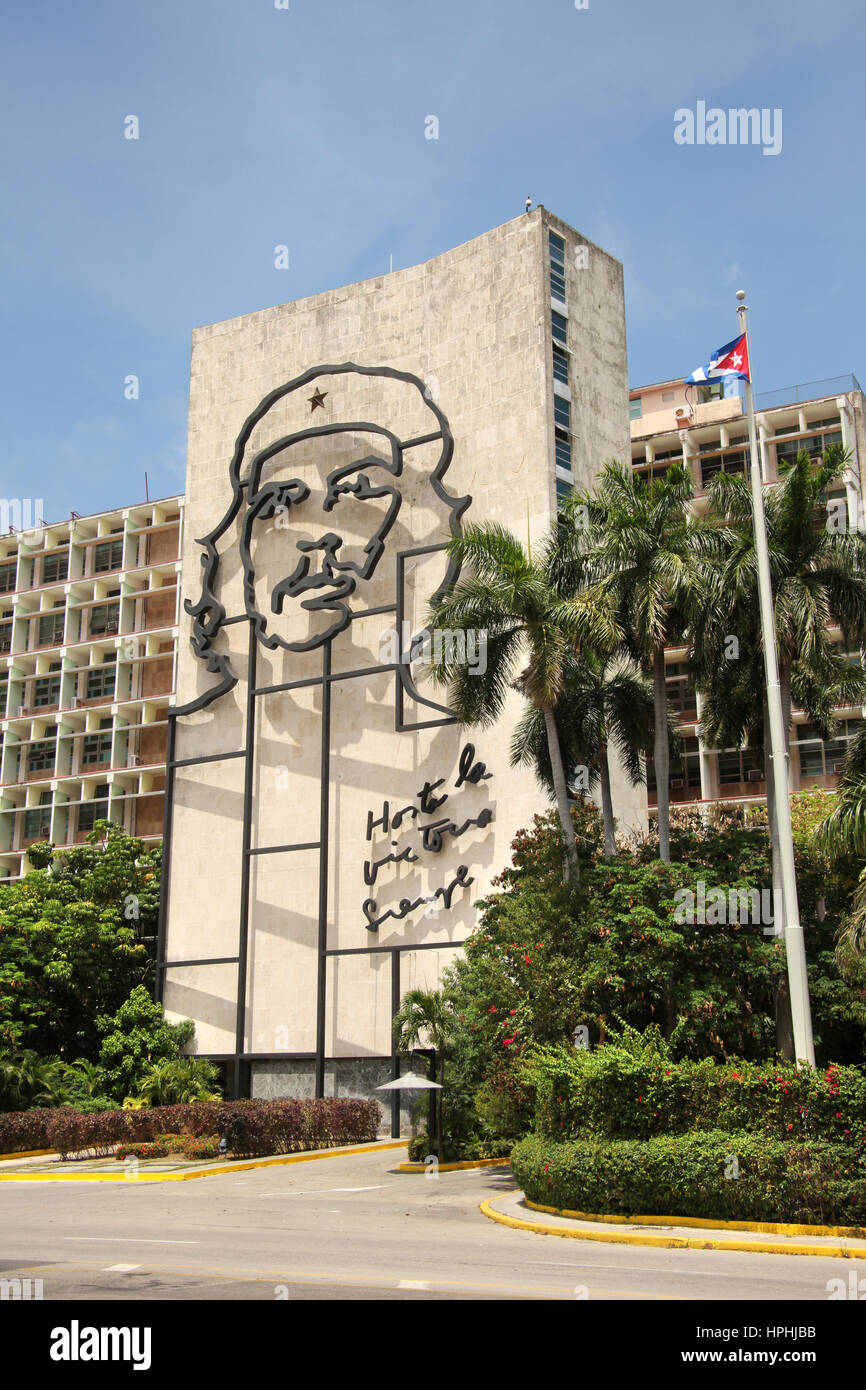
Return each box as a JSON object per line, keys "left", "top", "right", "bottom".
{"left": 0, "top": 1146, "right": 860, "bottom": 1301}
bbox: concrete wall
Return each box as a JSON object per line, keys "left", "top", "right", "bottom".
{"left": 163, "top": 211, "right": 638, "bottom": 1084}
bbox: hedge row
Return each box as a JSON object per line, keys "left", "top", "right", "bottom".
{"left": 511, "top": 1131, "right": 866, "bottom": 1226}
{"left": 0, "top": 1098, "right": 381, "bottom": 1159}
{"left": 528, "top": 1049, "right": 866, "bottom": 1144}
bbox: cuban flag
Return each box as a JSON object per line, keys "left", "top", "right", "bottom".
{"left": 685, "top": 333, "right": 750, "bottom": 384}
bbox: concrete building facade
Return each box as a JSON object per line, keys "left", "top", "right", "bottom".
{"left": 157, "top": 209, "right": 641, "bottom": 1104}
{"left": 629, "top": 373, "right": 866, "bottom": 814}
{"left": 0, "top": 498, "right": 183, "bottom": 879}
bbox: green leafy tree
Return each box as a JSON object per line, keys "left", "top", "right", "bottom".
{"left": 428, "top": 522, "right": 619, "bottom": 882}
{"left": 0, "top": 825, "right": 157, "bottom": 1059}
{"left": 134, "top": 1057, "right": 222, "bottom": 1106}
{"left": 511, "top": 650, "right": 655, "bottom": 857}
{"left": 392, "top": 988, "right": 455, "bottom": 1163}
{"left": 96, "top": 985, "right": 195, "bottom": 1103}
{"left": 564, "top": 464, "right": 705, "bottom": 862}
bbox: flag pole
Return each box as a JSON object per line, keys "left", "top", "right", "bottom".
{"left": 736, "top": 289, "right": 815, "bottom": 1067}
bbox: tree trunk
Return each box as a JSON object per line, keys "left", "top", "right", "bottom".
{"left": 764, "top": 688, "right": 794, "bottom": 1060}
{"left": 599, "top": 738, "right": 617, "bottom": 858}
{"left": 542, "top": 703, "right": 579, "bottom": 885}
{"left": 652, "top": 648, "right": 671, "bottom": 862}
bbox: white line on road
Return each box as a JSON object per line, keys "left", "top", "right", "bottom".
{"left": 103, "top": 1264, "right": 141, "bottom": 1272}
{"left": 398, "top": 1280, "right": 430, "bottom": 1290}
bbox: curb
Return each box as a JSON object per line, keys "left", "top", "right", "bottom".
{"left": 0, "top": 1139, "right": 407, "bottom": 1184}
{"left": 523, "top": 1197, "right": 866, "bottom": 1242}
{"left": 397, "top": 1157, "right": 510, "bottom": 1173}
{"left": 479, "top": 1199, "right": 866, "bottom": 1258}
{"left": 0, "top": 1148, "right": 56, "bottom": 1163}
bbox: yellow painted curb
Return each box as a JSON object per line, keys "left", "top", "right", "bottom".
{"left": 479, "top": 1200, "right": 863, "bottom": 1258}
{"left": 0, "top": 1148, "right": 55, "bottom": 1162}
{"left": 524, "top": 1197, "right": 866, "bottom": 1241}
{"left": 0, "top": 1139, "right": 406, "bottom": 1184}
{"left": 398, "top": 1157, "right": 510, "bottom": 1173}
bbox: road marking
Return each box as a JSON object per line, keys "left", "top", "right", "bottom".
{"left": 258, "top": 1185, "right": 391, "bottom": 1196}
{"left": 64, "top": 1237, "right": 199, "bottom": 1245}
{"left": 103, "top": 1263, "right": 141, "bottom": 1272}
{"left": 398, "top": 1279, "right": 430, "bottom": 1290}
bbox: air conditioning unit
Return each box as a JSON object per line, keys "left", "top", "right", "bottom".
{"left": 670, "top": 778, "right": 684, "bottom": 790}
{"left": 17, "top": 705, "right": 28, "bottom": 718}
{"left": 71, "top": 696, "right": 84, "bottom": 709}
{"left": 747, "top": 769, "right": 764, "bottom": 782}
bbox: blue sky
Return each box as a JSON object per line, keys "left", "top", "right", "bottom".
{"left": 1, "top": 0, "right": 863, "bottom": 519}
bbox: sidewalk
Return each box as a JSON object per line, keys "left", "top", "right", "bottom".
{"left": 0, "top": 1139, "right": 407, "bottom": 1183}
{"left": 481, "top": 1191, "right": 866, "bottom": 1258}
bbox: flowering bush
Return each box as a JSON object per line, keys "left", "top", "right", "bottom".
{"left": 0, "top": 1097, "right": 381, "bottom": 1158}
{"left": 523, "top": 1029, "right": 866, "bottom": 1145}
{"left": 511, "top": 1131, "right": 866, "bottom": 1226}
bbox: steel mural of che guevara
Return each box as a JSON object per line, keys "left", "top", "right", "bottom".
{"left": 159, "top": 363, "right": 500, "bottom": 1100}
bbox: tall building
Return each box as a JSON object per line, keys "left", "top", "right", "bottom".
{"left": 629, "top": 373, "right": 866, "bottom": 814}
{"left": 0, "top": 498, "right": 183, "bottom": 878}
{"left": 158, "top": 208, "right": 643, "bottom": 1106}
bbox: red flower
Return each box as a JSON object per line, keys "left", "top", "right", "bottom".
{"left": 732, "top": 1072, "right": 739, "bottom": 1079}
{"left": 836, "top": 1112, "right": 842, "bottom": 1119}
{"left": 787, "top": 1123, "right": 793, "bottom": 1130}
{"left": 523, "top": 955, "right": 532, "bottom": 964}
{"left": 490, "top": 1006, "right": 497, "bottom": 1013}
{"left": 510, "top": 1009, "right": 516, "bottom": 1015}
{"left": 503, "top": 1037, "right": 515, "bottom": 1046}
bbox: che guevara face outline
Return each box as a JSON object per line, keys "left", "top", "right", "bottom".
{"left": 181, "top": 363, "right": 470, "bottom": 715}
{"left": 241, "top": 422, "right": 403, "bottom": 653}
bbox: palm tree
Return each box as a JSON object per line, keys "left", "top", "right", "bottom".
{"left": 696, "top": 444, "right": 866, "bottom": 1054}
{"left": 428, "top": 523, "right": 620, "bottom": 884}
{"left": 510, "top": 650, "right": 655, "bottom": 857}
{"left": 563, "top": 463, "right": 704, "bottom": 861}
{"left": 134, "top": 1057, "right": 221, "bottom": 1107}
{"left": 816, "top": 726, "right": 866, "bottom": 958}
{"left": 392, "top": 988, "right": 454, "bottom": 1164}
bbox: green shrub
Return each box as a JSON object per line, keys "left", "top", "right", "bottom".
{"left": 511, "top": 1131, "right": 866, "bottom": 1226}
{"left": 115, "top": 1142, "right": 168, "bottom": 1161}
{"left": 522, "top": 1031, "right": 866, "bottom": 1145}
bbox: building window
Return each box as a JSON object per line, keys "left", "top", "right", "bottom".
{"left": 629, "top": 398, "right": 642, "bottom": 420}
{"left": 795, "top": 719, "right": 864, "bottom": 777}
{"left": 24, "top": 794, "right": 52, "bottom": 840}
{"left": 37, "top": 610, "right": 65, "bottom": 647}
{"left": 90, "top": 604, "right": 119, "bottom": 636}
{"left": 0, "top": 562, "right": 16, "bottom": 593}
{"left": 93, "top": 539, "right": 124, "bottom": 574}
{"left": 554, "top": 396, "right": 570, "bottom": 432}
{"left": 700, "top": 448, "right": 747, "bottom": 487}
{"left": 28, "top": 735, "right": 56, "bottom": 774}
{"left": 33, "top": 675, "right": 61, "bottom": 709}
{"left": 665, "top": 661, "right": 697, "bottom": 719}
{"left": 775, "top": 429, "right": 843, "bottom": 469}
{"left": 0, "top": 622, "right": 12, "bottom": 654}
{"left": 552, "top": 344, "right": 569, "bottom": 385}
{"left": 551, "top": 311, "right": 568, "bottom": 346}
{"left": 555, "top": 478, "right": 573, "bottom": 511}
{"left": 82, "top": 730, "right": 112, "bottom": 767}
{"left": 555, "top": 430, "right": 572, "bottom": 472}
{"left": 548, "top": 230, "right": 566, "bottom": 302}
{"left": 79, "top": 784, "right": 110, "bottom": 834}
{"left": 42, "top": 553, "right": 68, "bottom": 585}
{"left": 647, "top": 736, "right": 701, "bottom": 792}
{"left": 86, "top": 656, "right": 116, "bottom": 701}
{"left": 717, "top": 747, "right": 764, "bottom": 785}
